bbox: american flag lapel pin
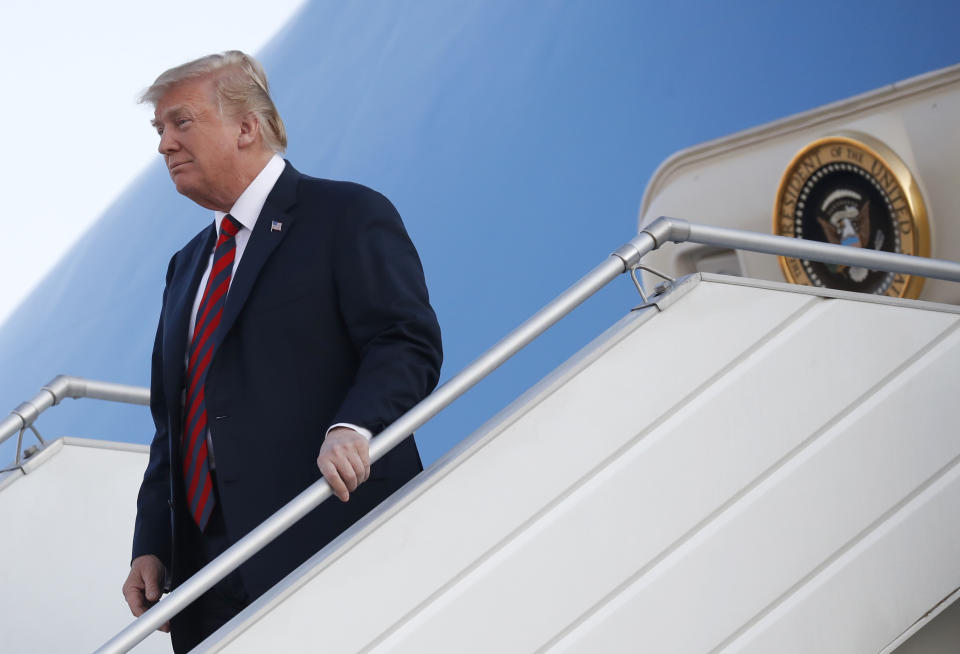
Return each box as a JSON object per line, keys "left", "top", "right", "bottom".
{"left": 271, "top": 220, "right": 283, "bottom": 233}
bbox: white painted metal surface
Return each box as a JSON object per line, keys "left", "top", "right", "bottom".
{"left": 638, "top": 64, "right": 960, "bottom": 306}
{"left": 0, "top": 438, "right": 169, "bottom": 653}
{"left": 200, "top": 276, "right": 960, "bottom": 653}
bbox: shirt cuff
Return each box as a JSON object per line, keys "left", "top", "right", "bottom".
{"left": 327, "top": 423, "right": 373, "bottom": 441}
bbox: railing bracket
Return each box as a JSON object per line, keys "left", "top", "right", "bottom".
{"left": 629, "top": 263, "right": 677, "bottom": 306}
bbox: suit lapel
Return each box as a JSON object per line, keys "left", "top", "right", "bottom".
{"left": 162, "top": 225, "right": 217, "bottom": 434}
{"left": 213, "top": 161, "right": 301, "bottom": 352}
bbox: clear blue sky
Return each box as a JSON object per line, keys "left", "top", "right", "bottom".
{"left": 1, "top": 0, "right": 959, "bottom": 466}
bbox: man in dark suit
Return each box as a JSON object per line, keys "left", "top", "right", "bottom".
{"left": 121, "top": 51, "right": 442, "bottom": 652}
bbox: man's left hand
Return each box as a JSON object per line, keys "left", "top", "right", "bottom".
{"left": 317, "top": 427, "right": 371, "bottom": 502}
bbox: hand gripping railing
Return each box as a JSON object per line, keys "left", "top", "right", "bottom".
{"left": 96, "top": 218, "right": 960, "bottom": 652}
{"left": 1, "top": 375, "right": 150, "bottom": 466}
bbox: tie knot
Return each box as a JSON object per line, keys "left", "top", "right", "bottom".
{"left": 221, "top": 214, "right": 243, "bottom": 238}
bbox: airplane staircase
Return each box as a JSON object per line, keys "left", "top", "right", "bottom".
{"left": 5, "top": 220, "right": 960, "bottom": 653}
{"left": 198, "top": 275, "right": 960, "bottom": 653}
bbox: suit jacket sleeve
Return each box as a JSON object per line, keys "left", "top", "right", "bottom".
{"left": 131, "top": 256, "right": 176, "bottom": 566}
{"left": 330, "top": 188, "right": 442, "bottom": 434}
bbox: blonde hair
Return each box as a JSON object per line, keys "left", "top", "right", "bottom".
{"left": 141, "top": 51, "right": 287, "bottom": 153}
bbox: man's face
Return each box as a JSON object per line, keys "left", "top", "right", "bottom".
{"left": 152, "top": 76, "right": 243, "bottom": 211}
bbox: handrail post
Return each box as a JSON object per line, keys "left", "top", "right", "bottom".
{"left": 1, "top": 376, "right": 151, "bottom": 452}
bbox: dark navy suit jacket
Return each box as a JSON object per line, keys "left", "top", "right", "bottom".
{"left": 132, "top": 161, "right": 442, "bottom": 598}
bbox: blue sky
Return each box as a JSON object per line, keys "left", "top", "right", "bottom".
{"left": 1, "top": 0, "right": 959, "bottom": 467}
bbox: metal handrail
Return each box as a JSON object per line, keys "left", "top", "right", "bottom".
{"left": 0, "top": 375, "right": 150, "bottom": 456}
{"left": 642, "top": 216, "right": 960, "bottom": 282}
{"left": 96, "top": 220, "right": 960, "bottom": 652}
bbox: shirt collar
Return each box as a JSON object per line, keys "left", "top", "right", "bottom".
{"left": 213, "top": 153, "right": 285, "bottom": 233}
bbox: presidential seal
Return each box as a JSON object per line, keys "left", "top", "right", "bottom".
{"left": 773, "top": 134, "right": 930, "bottom": 298}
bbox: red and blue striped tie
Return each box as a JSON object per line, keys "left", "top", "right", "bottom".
{"left": 183, "top": 215, "right": 242, "bottom": 530}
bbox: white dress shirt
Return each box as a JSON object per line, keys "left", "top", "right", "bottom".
{"left": 186, "top": 154, "right": 371, "bottom": 468}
